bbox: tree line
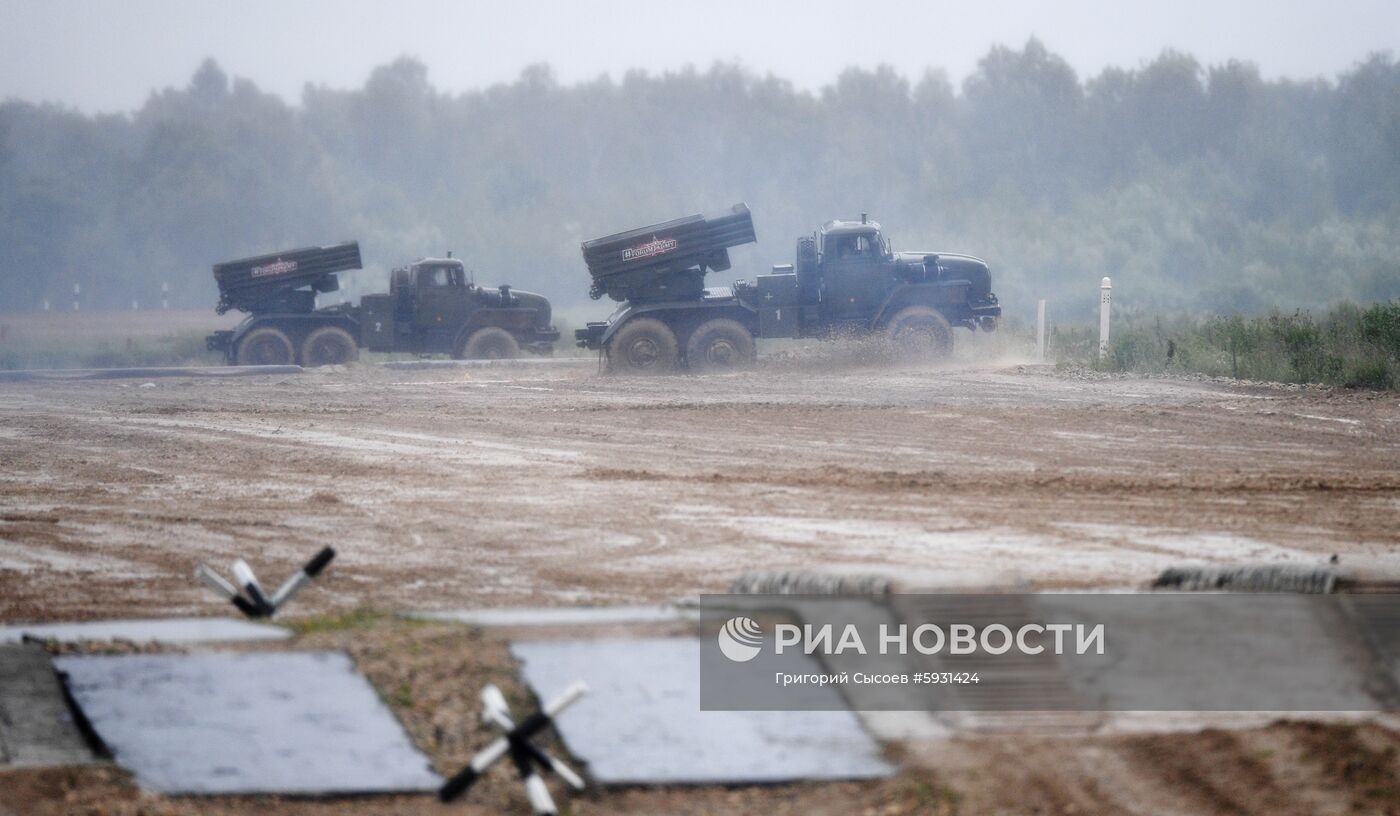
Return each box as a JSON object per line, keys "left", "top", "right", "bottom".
{"left": 1, "top": 39, "right": 1397, "bottom": 320}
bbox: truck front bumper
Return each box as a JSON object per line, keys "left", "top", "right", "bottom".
{"left": 206, "top": 330, "right": 234, "bottom": 353}
{"left": 521, "top": 326, "right": 562, "bottom": 355}
{"left": 576, "top": 322, "right": 607, "bottom": 350}
{"left": 970, "top": 296, "right": 1001, "bottom": 331}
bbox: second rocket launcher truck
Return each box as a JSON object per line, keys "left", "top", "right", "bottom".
{"left": 575, "top": 204, "right": 1001, "bottom": 373}
{"left": 206, "top": 242, "right": 559, "bottom": 366}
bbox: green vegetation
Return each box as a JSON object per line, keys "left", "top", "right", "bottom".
{"left": 284, "top": 606, "right": 400, "bottom": 635}
{"left": 1056, "top": 301, "right": 1400, "bottom": 389}
{"left": 2, "top": 41, "right": 1398, "bottom": 323}
{"left": 901, "top": 778, "right": 963, "bottom": 812}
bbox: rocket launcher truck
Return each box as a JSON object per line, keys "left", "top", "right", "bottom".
{"left": 575, "top": 204, "right": 1001, "bottom": 373}
{"left": 206, "top": 242, "right": 559, "bottom": 366}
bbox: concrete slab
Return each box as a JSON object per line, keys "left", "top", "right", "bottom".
{"left": 0, "top": 645, "right": 98, "bottom": 769}
{"left": 55, "top": 651, "right": 440, "bottom": 794}
{"left": 511, "top": 637, "right": 894, "bottom": 785}
{"left": 0, "top": 617, "right": 291, "bottom": 645}
{"left": 408, "top": 604, "right": 696, "bottom": 627}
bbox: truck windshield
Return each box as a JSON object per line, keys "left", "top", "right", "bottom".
{"left": 423, "top": 266, "right": 462, "bottom": 287}
{"left": 831, "top": 234, "right": 880, "bottom": 259}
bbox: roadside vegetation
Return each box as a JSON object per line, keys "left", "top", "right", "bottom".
{"left": 1054, "top": 301, "right": 1400, "bottom": 389}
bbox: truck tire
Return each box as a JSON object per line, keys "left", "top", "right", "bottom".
{"left": 301, "top": 326, "right": 359, "bottom": 367}
{"left": 686, "top": 318, "right": 756, "bottom": 373}
{"left": 885, "top": 305, "right": 954, "bottom": 361}
{"left": 458, "top": 327, "right": 520, "bottom": 360}
{"left": 606, "top": 317, "right": 679, "bottom": 375}
{"left": 235, "top": 326, "right": 295, "bottom": 366}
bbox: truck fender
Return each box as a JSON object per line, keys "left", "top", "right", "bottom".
{"left": 458, "top": 307, "right": 538, "bottom": 339}
{"left": 871, "top": 281, "right": 971, "bottom": 329}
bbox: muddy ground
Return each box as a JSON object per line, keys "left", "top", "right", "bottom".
{"left": 1, "top": 345, "right": 1398, "bottom": 813}
{"left": 1, "top": 348, "right": 1396, "bottom": 620}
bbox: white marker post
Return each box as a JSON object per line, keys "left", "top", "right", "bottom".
{"left": 1098, "top": 277, "right": 1112, "bottom": 359}
{"left": 72, "top": 283, "right": 81, "bottom": 312}
{"left": 162, "top": 281, "right": 169, "bottom": 311}
{"left": 1035, "top": 299, "right": 1047, "bottom": 363}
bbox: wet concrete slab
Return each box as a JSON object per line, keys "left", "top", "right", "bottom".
{"left": 54, "top": 651, "right": 441, "bottom": 794}
{"left": 511, "top": 637, "right": 894, "bottom": 785}
{"left": 0, "top": 644, "right": 98, "bottom": 769}
{"left": 0, "top": 617, "right": 291, "bottom": 645}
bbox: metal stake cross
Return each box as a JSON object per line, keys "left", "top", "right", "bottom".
{"left": 195, "top": 546, "right": 336, "bottom": 618}
{"left": 440, "top": 682, "right": 589, "bottom": 815}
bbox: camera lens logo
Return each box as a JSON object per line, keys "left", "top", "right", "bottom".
{"left": 718, "top": 616, "right": 764, "bottom": 663}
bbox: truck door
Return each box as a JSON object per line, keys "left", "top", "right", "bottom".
{"left": 414, "top": 264, "right": 470, "bottom": 351}
{"left": 821, "top": 233, "right": 886, "bottom": 321}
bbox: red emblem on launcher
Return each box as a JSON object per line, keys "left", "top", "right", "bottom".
{"left": 251, "top": 259, "right": 298, "bottom": 278}
{"left": 622, "top": 236, "right": 678, "bottom": 262}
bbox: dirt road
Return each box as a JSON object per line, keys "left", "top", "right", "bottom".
{"left": 2, "top": 351, "right": 1396, "bottom": 621}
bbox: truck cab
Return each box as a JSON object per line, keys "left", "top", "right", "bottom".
{"left": 365, "top": 257, "right": 559, "bottom": 359}
{"left": 815, "top": 221, "right": 893, "bottom": 323}
{"left": 790, "top": 215, "right": 1000, "bottom": 335}
{"left": 403, "top": 258, "right": 473, "bottom": 338}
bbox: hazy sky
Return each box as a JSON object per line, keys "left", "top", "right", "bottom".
{"left": 3, "top": 0, "right": 1397, "bottom": 113}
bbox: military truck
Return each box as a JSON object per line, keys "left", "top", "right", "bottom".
{"left": 575, "top": 205, "right": 1001, "bottom": 373}
{"left": 206, "top": 242, "right": 558, "bottom": 366}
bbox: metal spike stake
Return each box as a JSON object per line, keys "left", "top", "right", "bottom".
{"left": 194, "top": 563, "right": 263, "bottom": 618}
{"left": 480, "top": 685, "right": 585, "bottom": 790}
{"left": 270, "top": 546, "right": 337, "bottom": 611}
{"left": 231, "top": 559, "right": 274, "bottom": 617}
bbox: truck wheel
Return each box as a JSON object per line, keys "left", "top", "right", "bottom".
{"left": 459, "top": 327, "right": 520, "bottom": 360}
{"left": 301, "top": 326, "right": 359, "bottom": 367}
{"left": 885, "top": 305, "right": 954, "bottom": 360}
{"left": 606, "top": 318, "right": 679, "bottom": 375}
{"left": 686, "top": 318, "right": 756, "bottom": 373}
{"left": 235, "top": 327, "right": 295, "bottom": 366}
